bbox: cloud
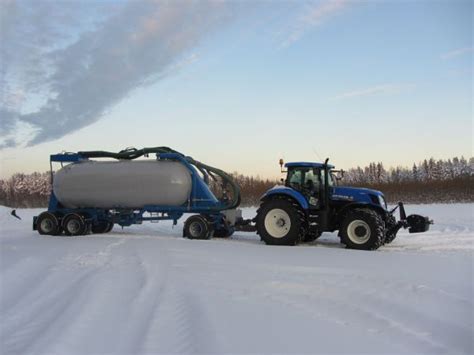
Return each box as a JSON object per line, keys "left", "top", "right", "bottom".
{"left": 440, "top": 46, "right": 473, "bottom": 60}
{"left": 0, "top": 0, "right": 239, "bottom": 148}
{"left": 281, "top": 0, "right": 350, "bottom": 47}
{"left": 332, "top": 83, "right": 414, "bottom": 100}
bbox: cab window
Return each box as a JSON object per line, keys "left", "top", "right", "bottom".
{"left": 321, "top": 169, "right": 334, "bottom": 187}
{"left": 287, "top": 169, "right": 303, "bottom": 190}
{"left": 287, "top": 168, "right": 321, "bottom": 192}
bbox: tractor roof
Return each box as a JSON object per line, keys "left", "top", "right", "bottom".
{"left": 285, "top": 162, "right": 335, "bottom": 169}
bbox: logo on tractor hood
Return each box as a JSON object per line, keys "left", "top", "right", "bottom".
{"left": 332, "top": 186, "right": 384, "bottom": 203}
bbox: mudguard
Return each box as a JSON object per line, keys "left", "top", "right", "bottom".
{"left": 337, "top": 202, "right": 387, "bottom": 220}
{"left": 260, "top": 186, "right": 309, "bottom": 210}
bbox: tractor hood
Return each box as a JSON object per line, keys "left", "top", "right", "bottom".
{"left": 331, "top": 186, "right": 385, "bottom": 206}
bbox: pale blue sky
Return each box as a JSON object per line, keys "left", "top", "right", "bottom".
{"left": 0, "top": 0, "right": 472, "bottom": 179}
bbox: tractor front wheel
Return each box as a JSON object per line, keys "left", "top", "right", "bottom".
{"left": 384, "top": 214, "right": 397, "bottom": 244}
{"left": 340, "top": 208, "right": 384, "bottom": 250}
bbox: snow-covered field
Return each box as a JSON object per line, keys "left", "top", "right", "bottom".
{"left": 1, "top": 204, "right": 473, "bottom": 354}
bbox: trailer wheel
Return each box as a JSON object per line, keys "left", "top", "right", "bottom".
{"left": 36, "top": 212, "right": 61, "bottom": 235}
{"left": 92, "top": 221, "right": 113, "bottom": 234}
{"left": 63, "top": 214, "right": 87, "bottom": 236}
{"left": 213, "top": 228, "right": 234, "bottom": 238}
{"left": 340, "top": 208, "right": 384, "bottom": 250}
{"left": 256, "top": 198, "right": 305, "bottom": 246}
{"left": 104, "top": 222, "right": 114, "bottom": 233}
{"left": 184, "top": 215, "right": 213, "bottom": 240}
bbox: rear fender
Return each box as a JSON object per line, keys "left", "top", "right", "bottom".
{"left": 260, "top": 187, "right": 309, "bottom": 210}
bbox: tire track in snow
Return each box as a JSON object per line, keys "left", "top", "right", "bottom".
{"left": 1, "top": 270, "right": 97, "bottom": 354}
{"left": 1, "top": 238, "right": 131, "bottom": 354}
{"left": 1, "top": 256, "right": 53, "bottom": 312}
{"left": 112, "top": 240, "right": 170, "bottom": 354}
{"left": 142, "top": 283, "right": 220, "bottom": 354}
{"left": 260, "top": 268, "right": 468, "bottom": 354}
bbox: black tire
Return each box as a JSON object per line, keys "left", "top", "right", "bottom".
{"left": 36, "top": 212, "right": 61, "bottom": 235}
{"left": 303, "top": 231, "right": 322, "bottom": 243}
{"left": 184, "top": 215, "right": 213, "bottom": 240}
{"left": 340, "top": 208, "right": 384, "bottom": 250}
{"left": 104, "top": 222, "right": 114, "bottom": 233}
{"left": 213, "top": 228, "right": 234, "bottom": 238}
{"left": 384, "top": 214, "right": 397, "bottom": 244}
{"left": 256, "top": 197, "right": 306, "bottom": 246}
{"left": 63, "top": 213, "right": 87, "bottom": 236}
{"left": 91, "top": 221, "right": 113, "bottom": 234}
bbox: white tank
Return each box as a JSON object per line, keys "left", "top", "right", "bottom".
{"left": 53, "top": 160, "right": 192, "bottom": 209}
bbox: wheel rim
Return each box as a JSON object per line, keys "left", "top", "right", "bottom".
{"left": 67, "top": 219, "right": 81, "bottom": 234}
{"left": 189, "top": 221, "right": 204, "bottom": 237}
{"left": 40, "top": 218, "right": 54, "bottom": 233}
{"left": 264, "top": 208, "right": 291, "bottom": 238}
{"left": 347, "top": 220, "right": 371, "bottom": 244}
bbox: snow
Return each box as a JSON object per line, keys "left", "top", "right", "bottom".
{"left": 1, "top": 204, "right": 473, "bottom": 354}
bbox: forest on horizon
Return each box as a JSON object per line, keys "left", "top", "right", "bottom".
{"left": 1, "top": 156, "right": 472, "bottom": 208}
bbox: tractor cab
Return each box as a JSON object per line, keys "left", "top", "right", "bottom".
{"left": 280, "top": 161, "right": 336, "bottom": 209}
{"left": 285, "top": 162, "right": 335, "bottom": 191}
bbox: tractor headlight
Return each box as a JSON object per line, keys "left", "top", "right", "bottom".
{"left": 378, "top": 195, "right": 387, "bottom": 210}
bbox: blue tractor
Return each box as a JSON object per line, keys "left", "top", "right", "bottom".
{"left": 250, "top": 159, "right": 432, "bottom": 250}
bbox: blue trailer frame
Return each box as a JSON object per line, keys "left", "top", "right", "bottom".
{"left": 34, "top": 148, "right": 240, "bottom": 236}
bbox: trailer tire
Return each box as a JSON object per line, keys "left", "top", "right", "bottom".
{"left": 92, "top": 221, "right": 113, "bottom": 234}
{"left": 184, "top": 215, "right": 213, "bottom": 240}
{"left": 256, "top": 197, "right": 305, "bottom": 246}
{"left": 340, "top": 208, "right": 384, "bottom": 250}
{"left": 213, "top": 228, "right": 234, "bottom": 238}
{"left": 104, "top": 222, "right": 114, "bottom": 233}
{"left": 63, "top": 213, "right": 87, "bottom": 236}
{"left": 36, "top": 212, "right": 61, "bottom": 236}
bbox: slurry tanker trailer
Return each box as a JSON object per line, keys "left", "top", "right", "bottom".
{"left": 33, "top": 146, "right": 432, "bottom": 250}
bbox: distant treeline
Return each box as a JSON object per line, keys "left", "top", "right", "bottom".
{"left": 1, "top": 156, "right": 472, "bottom": 208}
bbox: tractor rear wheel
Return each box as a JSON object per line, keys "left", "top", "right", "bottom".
{"left": 256, "top": 198, "right": 305, "bottom": 246}
{"left": 340, "top": 208, "right": 384, "bottom": 250}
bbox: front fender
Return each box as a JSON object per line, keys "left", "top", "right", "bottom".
{"left": 337, "top": 202, "right": 387, "bottom": 220}
{"left": 261, "top": 186, "right": 309, "bottom": 210}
